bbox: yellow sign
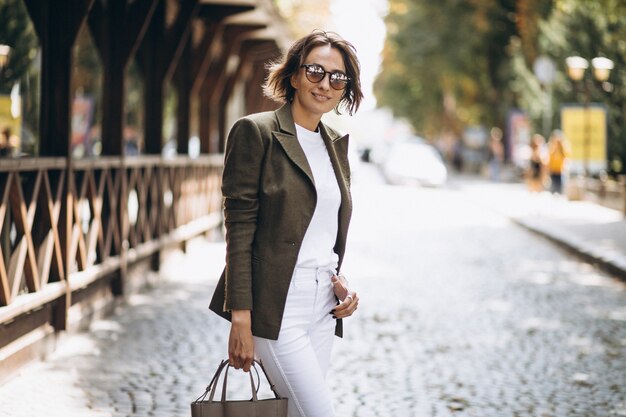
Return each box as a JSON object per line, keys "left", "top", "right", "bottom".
{"left": 560, "top": 104, "right": 607, "bottom": 172}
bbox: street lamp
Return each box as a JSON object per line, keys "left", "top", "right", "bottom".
{"left": 591, "top": 57, "right": 614, "bottom": 82}
{"left": 565, "top": 56, "right": 588, "bottom": 81}
{"left": 565, "top": 55, "right": 614, "bottom": 177}
{"left": 533, "top": 55, "right": 557, "bottom": 137}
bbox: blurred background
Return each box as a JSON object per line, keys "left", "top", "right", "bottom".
{"left": 276, "top": 0, "right": 625, "bottom": 197}
{"left": 1, "top": 1, "right": 626, "bottom": 416}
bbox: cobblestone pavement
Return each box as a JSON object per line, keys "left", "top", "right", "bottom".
{"left": 1, "top": 165, "right": 625, "bottom": 417}
{"left": 451, "top": 177, "right": 626, "bottom": 279}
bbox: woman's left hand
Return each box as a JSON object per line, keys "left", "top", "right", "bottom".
{"left": 331, "top": 274, "right": 359, "bottom": 319}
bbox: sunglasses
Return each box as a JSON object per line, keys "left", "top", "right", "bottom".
{"left": 300, "top": 64, "right": 350, "bottom": 90}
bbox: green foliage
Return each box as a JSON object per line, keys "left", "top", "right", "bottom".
{"left": 376, "top": 0, "right": 625, "bottom": 173}
{"left": 0, "top": 0, "right": 38, "bottom": 94}
{"left": 375, "top": 0, "right": 522, "bottom": 137}
{"left": 535, "top": 0, "right": 626, "bottom": 174}
{"left": 0, "top": 0, "right": 40, "bottom": 154}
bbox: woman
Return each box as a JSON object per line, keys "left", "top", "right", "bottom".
{"left": 547, "top": 129, "right": 570, "bottom": 194}
{"left": 209, "top": 31, "right": 363, "bottom": 417}
{"left": 527, "top": 134, "right": 547, "bottom": 193}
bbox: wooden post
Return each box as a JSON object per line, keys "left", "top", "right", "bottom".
{"left": 139, "top": 1, "right": 166, "bottom": 156}
{"left": 176, "top": 39, "right": 192, "bottom": 155}
{"left": 87, "top": 0, "right": 158, "bottom": 294}
{"left": 250, "top": 40, "right": 282, "bottom": 114}
{"left": 23, "top": 0, "right": 94, "bottom": 331}
{"left": 24, "top": 0, "right": 94, "bottom": 157}
{"left": 88, "top": 0, "right": 159, "bottom": 156}
{"left": 202, "top": 24, "right": 265, "bottom": 152}
{"left": 218, "top": 40, "right": 278, "bottom": 148}
{"left": 139, "top": 0, "right": 199, "bottom": 156}
{"left": 194, "top": 3, "right": 255, "bottom": 154}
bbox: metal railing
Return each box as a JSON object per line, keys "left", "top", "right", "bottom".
{"left": 576, "top": 175, "right": 626, "bottom": 215}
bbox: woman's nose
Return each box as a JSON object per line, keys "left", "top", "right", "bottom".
{"left": 318, "top": 73, "right": 331, "bottom": 90}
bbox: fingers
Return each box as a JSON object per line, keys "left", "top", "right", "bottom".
{"left": 331, "top": 292, "right": 359, "bottom": 319}
{"left": 228, "top": 326, "right": 254, "bottom": 372}
{"left": 331, "top": 275, "right": 349, "bottom": 300}
{"left": 228, "top": 346, "right": 254, "bottom": 371}
{"left": 241, "top": 356, "right": 253, "bottom": 373}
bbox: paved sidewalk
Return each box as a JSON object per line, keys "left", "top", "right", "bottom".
{"left": 0, "top": 239, "right": 231, "bottom": 417}
{"left": 454, "top": 178, "right": 626, "bottom": 281}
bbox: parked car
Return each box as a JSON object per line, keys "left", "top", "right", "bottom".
{"left": 382, "top": 139, "right": 448, "bottom": 187}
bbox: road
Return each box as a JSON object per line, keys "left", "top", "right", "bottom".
{"left": 333, "top": 165, "right": 626, "bottom": 416}
{"left": 0, "top": 164, "right": 625, "bottom": 417}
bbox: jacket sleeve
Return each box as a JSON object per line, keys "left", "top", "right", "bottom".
{"left": 221, "top": 117, "right": 265, "bottom": 311}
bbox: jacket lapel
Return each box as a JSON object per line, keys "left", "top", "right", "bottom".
{"left": 273, "top": 105, "right": 315, "bottom": 186}
{"left": 319, "top": 123, "right": 352, "bottom": 269}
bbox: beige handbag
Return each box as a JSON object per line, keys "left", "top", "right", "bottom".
{"left": 191, "top": 359, "right": 288, "bottom": 417}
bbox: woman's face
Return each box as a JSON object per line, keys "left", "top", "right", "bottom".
{"left": 291, "top": 45, "right": 347, "bottom": 121}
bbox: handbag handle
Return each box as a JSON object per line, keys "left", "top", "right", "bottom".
{"left": 194, "top": 359, "right": 281, "bottom": 404}
{"left": 219, "top": 361, "right": 259, "bottom": 402}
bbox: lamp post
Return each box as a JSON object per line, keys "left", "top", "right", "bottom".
{"left": 565, "top": 55, "right": 614, "bottom": 177}
{"left": 534, "top": 55, "right": 557, "bottom": 137}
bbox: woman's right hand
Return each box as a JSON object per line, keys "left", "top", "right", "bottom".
{"left": 228, "top": 310, "right": 254, "bottom": 372}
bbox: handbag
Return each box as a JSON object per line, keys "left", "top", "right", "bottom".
{"left": 191, "top": 359, "right": 288, "bottom": 417}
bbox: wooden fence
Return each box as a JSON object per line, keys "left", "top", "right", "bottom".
{"left": 0, "top": 155, "right": 222, "bottom": 357}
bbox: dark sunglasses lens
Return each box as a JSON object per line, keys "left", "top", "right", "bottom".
{"left": 305, "top": 66, "right": 324, "bottom": 82}
{"left": 330, "top": 75, "right": 348, "bottom": 90}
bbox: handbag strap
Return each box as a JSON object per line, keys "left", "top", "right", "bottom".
{"left": 253, "top": 359, "right": 283, "bottom": 399}
{"left": 206, "top": 359, "right": 230, "bottom": 402}
{"left": 194, "top": 359, "right": 229, "bottom": 403}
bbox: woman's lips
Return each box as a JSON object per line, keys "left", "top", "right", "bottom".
{"left": 312, "top": 92, "right": 331, "bottom": 101}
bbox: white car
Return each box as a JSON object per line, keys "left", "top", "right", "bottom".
{"left": 382, "top": 139, "right": 448, "bottom": 187}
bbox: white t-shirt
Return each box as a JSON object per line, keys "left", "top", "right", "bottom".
{"left": 294, "top": 123, "right": 341, "bottom": 270}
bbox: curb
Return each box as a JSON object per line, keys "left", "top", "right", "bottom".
{"left": 511, "top": 217, "right": 626, "bottom": 282}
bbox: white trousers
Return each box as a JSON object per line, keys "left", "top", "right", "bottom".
{"left": 254, "top": 267, "right": 337, "bottom": 417}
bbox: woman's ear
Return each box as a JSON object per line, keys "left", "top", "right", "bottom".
{"left": 290, "top": 73, "right": 299, "bottom": 90}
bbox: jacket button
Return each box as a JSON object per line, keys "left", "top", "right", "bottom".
{"left": 290, "top": 242, "right": 296, "bottom": 246}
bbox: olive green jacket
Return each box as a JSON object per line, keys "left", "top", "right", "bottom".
{"left": 209, "top": 103, "right": 352, "bottom": 340}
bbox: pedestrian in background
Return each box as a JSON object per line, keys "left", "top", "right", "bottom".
{"left": 547, "top": 129, "right": 570, "bottom": 195}
{"left": 526, "top": 134, "right": 547, "bottom": 193}
{"left": 487, "top": 127, "right": 505, "bottom": 181}
{"left": 209, "top": 30, "right": 363, "bottom": 417}
{"left": 0, "top": 127, "right": 16, "bottom": 157}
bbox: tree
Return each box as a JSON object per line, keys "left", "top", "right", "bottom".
{"left": 376, "top": 0, "right": 625, "bottom": 174}
{"left": 375, "top": 0, "right": 527, "bottom": 138}
{"left": 0, "top": 0, "right": 38, "bottom": 94}
{"left": 0, "top": 0, "right": 40, "bottom": 154}
{"left": 535, "top": 0, "right": 626, "bottom": 174}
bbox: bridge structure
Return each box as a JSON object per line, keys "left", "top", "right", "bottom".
{"left": 0, "top": 0, "right": 289, "bottom": 380}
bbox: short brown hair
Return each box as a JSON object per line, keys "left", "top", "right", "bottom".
{"left": 263, "top": 30, "right": 363, "bottom": 116}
